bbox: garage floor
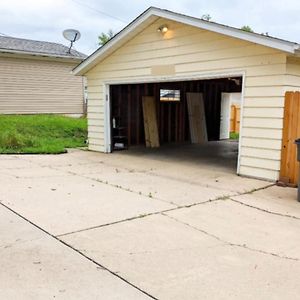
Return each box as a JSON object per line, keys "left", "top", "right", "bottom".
{"left": 119, "top": 140, "right": 239, "bottom": 172}
{"left": 1, "top": 147, "right": 300, "bottom": 299}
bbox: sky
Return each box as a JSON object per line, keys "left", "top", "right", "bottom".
{"left": 1, "top": 0, "right": 300, "bottom": 55}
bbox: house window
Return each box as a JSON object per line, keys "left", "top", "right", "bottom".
{"left": 160, "top": 89, "right": 180, "bottom": 102}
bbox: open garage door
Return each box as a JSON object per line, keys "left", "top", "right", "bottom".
{"left": 108, "top": 76, "right": 243, "bottom": 173}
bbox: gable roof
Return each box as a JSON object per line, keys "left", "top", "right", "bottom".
{"left": 0, "top": 36, "right": 87, "bottom": 60}
{"left": 73, "top": 7, "right": 300, "bottom": 75}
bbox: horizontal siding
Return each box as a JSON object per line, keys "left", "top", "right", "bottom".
{"left": 243, "top": 117, "right": 283, "bottom": 129}
{"left": 85, "top": 17, "right": 289, "bottom": 181}
{"left": 285, "top": 58, "right": 300, "bottom": 91}
{"left": 243, "top": 107, "right": 283, "bottom": 118}
{"left": 241, "top": 147, "right": 281, "bottom": 160}
{"left": 0, "top": 56, "right": 84, "bottom": 114}
{"left": 89, "top": 125, "right": 104, "bottom": 133}
{"left": 89, "top": 144, "right": 105, "bottom": 152}
{"left": 243, "top": 97, "right": 284, "bottom": 108}
{"left": 241, "top": 156, "right": 280, "bottom": 171}
{"left": 239, "top": 166, "right": 279, "bottom": 181}
{"left": 242, "top": 128, "right": 282, "bottom": 139}
{"left": 241, "top": 137, "right": 282, "bottom": 150}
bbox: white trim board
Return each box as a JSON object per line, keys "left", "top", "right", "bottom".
{"left": 73, "top": 6, "right": 300, "bottom": 75}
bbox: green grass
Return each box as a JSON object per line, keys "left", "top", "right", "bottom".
{"left": 0, "top": 115, "right": 87, "bottom": 154}
{"left": 230, "top": 132, "right": 239, "bottom": 140}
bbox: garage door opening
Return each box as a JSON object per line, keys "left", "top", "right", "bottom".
{"left": 109, "top": 76, "right": 243, "bottom": 172}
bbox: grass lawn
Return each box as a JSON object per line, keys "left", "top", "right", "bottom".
{"left": 230, "top": 132, "right": 239, "bottom": 140}
{"left": 0, "top": 115, "right": 87, "bottom": 154}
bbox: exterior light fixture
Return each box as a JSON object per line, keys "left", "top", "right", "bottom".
{"left": 158, "top": 25, "right": 168, "bottom": 34}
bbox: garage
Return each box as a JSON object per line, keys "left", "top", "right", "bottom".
{"left": 73, "top": 7, "right": 300, "bottom": 182}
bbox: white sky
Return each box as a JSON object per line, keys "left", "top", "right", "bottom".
{"left": 1, "top": 0, "right": 300, "bottom": 55}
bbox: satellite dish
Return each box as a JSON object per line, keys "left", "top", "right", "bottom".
{"left": 63, "top": 29, "right": 81, "bottom": 53}
{"left": 63, "top": 29, "right": 81, "bottom": 42}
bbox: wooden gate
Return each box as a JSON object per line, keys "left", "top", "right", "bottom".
{"left": 279, "top": 91, "right": 300, "bottom": 186}
{"left": 230, "top": 104, "right": 240, "bottom": 133}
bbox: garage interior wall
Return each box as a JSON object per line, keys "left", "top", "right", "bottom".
{"left": 85, "top": 17, "right": 289, "bottom": 181}
{"left": 0, "top": 56, "right": 85, "bottom": 115}
{"left": 110, "top": 78, "right": 241, "bottom": 147}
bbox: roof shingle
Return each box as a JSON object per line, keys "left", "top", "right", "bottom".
{"left": 0, "top": 36, "right": 86, "bottom": 59}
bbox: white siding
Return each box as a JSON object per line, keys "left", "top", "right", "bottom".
{"left": 285, "top": 57, "right": 300, "bottom": 90}
{"left": 85, "top": 17, "right": 289, "bottom": 181}
{"left": 0, "top": 55, "right": 84, "bottom": 114}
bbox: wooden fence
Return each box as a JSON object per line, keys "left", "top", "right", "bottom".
{"left": 230, "top": 105, "right": 240, "bottom": 133}
{"left": 279, "top": 91, "right": 300, "bottom": 186}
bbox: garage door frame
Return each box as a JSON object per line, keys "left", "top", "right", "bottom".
{"left": 103, "top": 71, "right": 246, "bottom": 175}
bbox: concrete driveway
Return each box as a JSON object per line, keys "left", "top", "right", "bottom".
{"left": 1, "top": 148, "right": 300, "bottom": 299}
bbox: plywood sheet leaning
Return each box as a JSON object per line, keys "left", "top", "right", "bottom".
{"left": 142, "top": 96, "right": 160, "bottom": 147}
{"left": 280, "top": 91, "right": 300, "bottom": 186}
{"left": 186, "top": 93, "right": 207, "bottom": 143}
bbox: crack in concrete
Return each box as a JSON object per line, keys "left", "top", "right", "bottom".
{"left": 56, "top": 185, "right": 276, "bottom": 238}
{"left": 18, "top": 153, "right": 276, "bottom": 211}
{"left": 56, "top": 197, "right": 226, "bottom": 238}
{"left": 0, "top": 201, "right": 158, "bottom": 300}
{"left": 163, "top": 213, "right": 299, "bottom": 261}
{"left": 229, "top": 197, "right": 300, "bottom": 220}
{"left": 36, "top": 162, "right": 179, "bottom": 207}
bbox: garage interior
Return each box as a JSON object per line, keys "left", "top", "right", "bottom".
{"left": 109, "top": 77, "right": 242, "bottom": 172}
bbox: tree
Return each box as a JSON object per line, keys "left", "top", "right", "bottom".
{"left": 98, "top": 29, "right": 115, "bottom": 46}
{"left": 201, "top": 14, "right": 212, "bottom": 21}
{"left": 241, "top": 25, "right": 254, "bottom": 33}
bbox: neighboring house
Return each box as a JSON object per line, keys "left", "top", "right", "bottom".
{"left": 73, "top": 7, "right": 300, "bottom": 182}
{"left": 0, "top": 36, "right": 86, "bottom": 116}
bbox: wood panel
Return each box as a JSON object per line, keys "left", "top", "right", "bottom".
{"left": 142, "top": 96, "right": 160, "bottom": 147}
{"left": 230, "top": 105, "right": 240, "bottom": 133}
{"left": 186, "top": 93, "right": 207, "bottom": 143}
{"left": 279, "top": 91, "right": 300, "bottom": 185}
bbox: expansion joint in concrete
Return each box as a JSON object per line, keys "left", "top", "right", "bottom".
{"left": 0, "top": 201, "right": 158, "bottom": 300}
{"left": 163, "top": 213, "right": 299, "bottom": 261}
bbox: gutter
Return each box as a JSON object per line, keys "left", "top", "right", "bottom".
{"left": 0, "top": 48, "right": 85, "bottom": 61}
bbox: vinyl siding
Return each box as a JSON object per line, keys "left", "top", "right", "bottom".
{"left": 285, "top": 57, "right": 300, "bottom": 90}
{"left": 0, "top": 56, "right": 84, "bottom": 114}
{"left": 85, "top": 17, "right": 289, "bottom": 181}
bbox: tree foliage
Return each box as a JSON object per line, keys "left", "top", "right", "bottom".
{"left": 241, "top": 25, "right": 254, "bottom": 33}
{"left": 98, "top": 29, "right": 115, "bottom": 46}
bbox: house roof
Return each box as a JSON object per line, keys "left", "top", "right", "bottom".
{"left": 0, "top": 36, "right": 87, "bottom": 60}
{"left": 73, "top": 6, "right": 300, "bottom": 75}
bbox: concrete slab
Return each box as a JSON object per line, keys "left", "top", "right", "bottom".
{"left": 2, "top": 149, "right": 298, "bottom": 299}
{"left": 231, "top": 185, "right": 300, "bottom": 218}
{"left": 0, "top": 204, "right": 150, "bottom": 300}
{"left": 0, "top": 156, "right": 36, "bottom": 169}
{"left": 0, "top": 174, "right": 174, "bottom": 236}
{"left": 18, "top": 150, "right": 104, "bottom": 167}
{"left": 83, "top": 168, "right": 231, "bottom": 206}
{"left": 167, "top": 199, "right": 300, "bottom": 260}
{"left": 50, "top": 149, "right": 269, "bottom": 207}
{"left": 2, "top": 166, "right": 72, "bottom": 178}
{"left": 62, "top": 214, "right": 300, "bottom": 300}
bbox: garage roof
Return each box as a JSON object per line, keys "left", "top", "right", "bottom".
{"left": 0, "top": 36, "right": 87, "bottom": 60}
{"left": 73, "top": 6, "right": 300, "bottom": 75}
